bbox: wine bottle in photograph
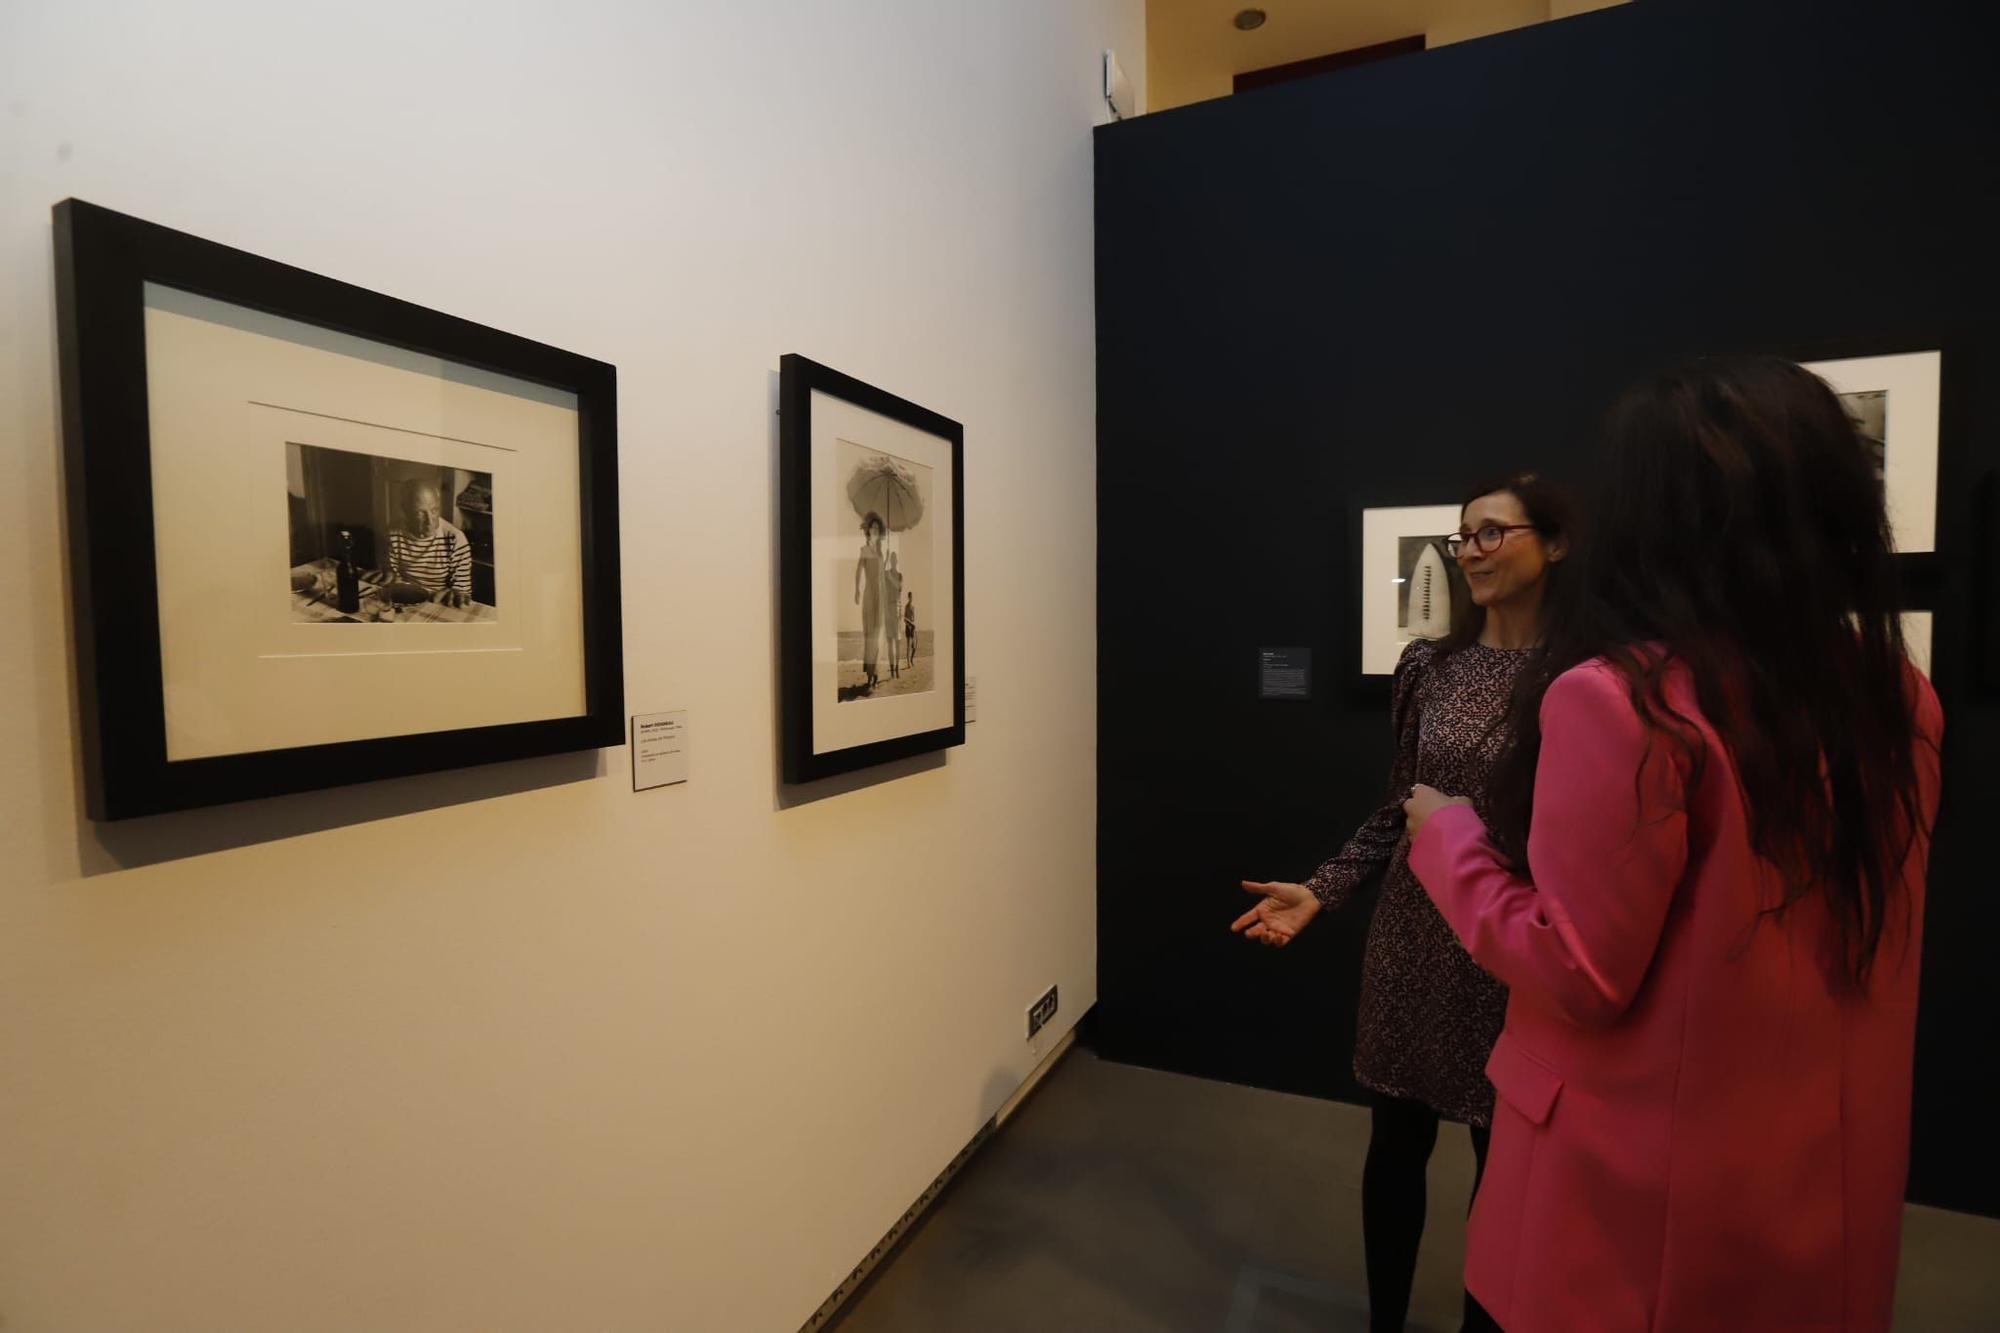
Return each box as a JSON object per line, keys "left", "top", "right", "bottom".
{"left": 336, "top": 528, "right": 360, "bottom": 613}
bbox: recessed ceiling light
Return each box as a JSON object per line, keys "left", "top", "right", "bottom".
{"left": 1233, "top": 8, "right": 1268, "bottom": 31}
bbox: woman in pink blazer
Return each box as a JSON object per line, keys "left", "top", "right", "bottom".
{"left": 1402, "top": 356, "right": 1943, "bottom": 1332}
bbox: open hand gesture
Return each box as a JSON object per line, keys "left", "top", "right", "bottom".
{"left": 1231, "top": 879, "right": 1321, "bottom": 949}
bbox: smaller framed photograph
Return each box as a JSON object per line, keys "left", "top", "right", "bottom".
{"left": 1358, "top": 504, "right": 1466, "bottom": 676}
{"left": 779, "top": 355, "right": 964, "bottom": 783}
{"left": 1799, "top": 349, "right": 1941, "bottom": 554}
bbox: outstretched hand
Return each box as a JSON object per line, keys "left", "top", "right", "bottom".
{"left": 1231, "top": 880, "right": 1320, "bottom": 949}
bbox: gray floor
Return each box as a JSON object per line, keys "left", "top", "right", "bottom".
{"left": 832, "top": 1048, "right": 2000, "bottom": 1333}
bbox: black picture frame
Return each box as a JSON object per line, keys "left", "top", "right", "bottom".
{"left": 779, "top": 354, "right": 965, "bottom": 783}
{"left": 54, "top": 199, "right": 623, "bottom": 820}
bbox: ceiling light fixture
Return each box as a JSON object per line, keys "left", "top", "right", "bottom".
{"left": 1233, "top": 8, "right": 1268, "bottom": 31}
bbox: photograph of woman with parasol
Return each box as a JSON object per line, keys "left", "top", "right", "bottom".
{"left": 838, "top": 442, "right": 934, "bottom": 701}
{"left": 779, "top": 352, "right": 962, "bottom": 783}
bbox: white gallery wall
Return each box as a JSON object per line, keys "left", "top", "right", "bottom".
{"left": 0, "top": 2, "right": 1141, "bottom": 1327}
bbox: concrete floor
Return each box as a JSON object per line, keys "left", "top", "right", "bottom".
{"left": 831, "top": 1048, "right": 2000, "bottom": 1333}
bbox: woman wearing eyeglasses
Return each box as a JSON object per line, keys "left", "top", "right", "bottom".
{"left": 1234, "top": 472, "right": 1572, "bottom": 1333}
{"left": 1401, "top": 359, "right": 1941, "bottom": 1332}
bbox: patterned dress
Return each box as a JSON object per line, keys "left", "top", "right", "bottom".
{"left": 1307, "top": 637, "right": 1527, "bottom": 1127}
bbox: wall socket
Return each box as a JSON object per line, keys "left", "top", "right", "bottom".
{"left": 1026, "top": 984, "right": 1059, "bottom": 1039}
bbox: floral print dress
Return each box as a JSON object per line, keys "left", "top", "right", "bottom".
{"left": 1307, "top": 637, "right": 1528, "bottom": 1126}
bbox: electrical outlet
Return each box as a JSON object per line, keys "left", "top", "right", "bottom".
{"left": 1026, "top": 984, "right": 1059, "bottom": 1039}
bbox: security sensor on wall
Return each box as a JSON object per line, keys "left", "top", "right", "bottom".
{"left": 1103, "top": 50, "right": 1134, "bottom": 120}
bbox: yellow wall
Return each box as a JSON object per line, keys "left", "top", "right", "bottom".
{"left": 1429, "top": 0, "right": 1562, "bottom": 48}
{"left": 1148, "top": 0, "right": 1630, "bottom": 110}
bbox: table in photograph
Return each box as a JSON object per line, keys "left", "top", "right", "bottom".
{"left": 290, "top": 558, "right": 498, "bottom": 624}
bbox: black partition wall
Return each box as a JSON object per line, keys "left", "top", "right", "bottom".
{"left": 1094, "top": 0, "right": 1998, "bottom": 1216}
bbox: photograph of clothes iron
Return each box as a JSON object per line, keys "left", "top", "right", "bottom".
{"left": 1358, "top": 503, "right": 1466, "bottom": 676}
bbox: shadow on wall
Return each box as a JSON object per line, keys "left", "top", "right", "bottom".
{"left": 73, "top": 749, "right": 604, "bottom": 875}
{"left": 775, "top": 749, "right": 948, "bottom": 811}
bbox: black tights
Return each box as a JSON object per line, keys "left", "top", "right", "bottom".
{"left": 1363, "top": 1096, "right": 1500, "bottom": 1333}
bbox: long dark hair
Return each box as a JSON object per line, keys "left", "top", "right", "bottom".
{"left": 1434, "top": 470, "right": 1577, "bottom": 659}
{"left": 1487, "top": 356, "right": 1929, "bottom": 987}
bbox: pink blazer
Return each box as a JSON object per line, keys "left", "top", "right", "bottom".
{"left": 1409, "top": 659, "right": 1942, "bottom": 1333}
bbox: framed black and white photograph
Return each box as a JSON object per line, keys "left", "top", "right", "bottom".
{"left": 1359, "top": 504, "right": 1464, "bottom": 676}
{"left": 779, "top": 354, "right": 963, "bottom": 783}
{"left": 54, "top": 199, "right": 622, "bottom": 819}
{"left": 1800, "top": 350, "right": 1941, "bottom": 554}
{"left": 287, "top": 443, "right": 498, "bottom": 623}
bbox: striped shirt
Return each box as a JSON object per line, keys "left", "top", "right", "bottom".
{"left": 388, "top": 520, "right": 472, "bottom": 596}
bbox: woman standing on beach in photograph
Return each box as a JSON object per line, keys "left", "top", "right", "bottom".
{"left": 1232, "top": 472, "right": 1573, "bottom": 1333}
{"left": 855, "top": 512, "right": 886, "bottom": 692}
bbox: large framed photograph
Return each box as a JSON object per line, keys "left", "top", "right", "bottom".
{"left": 779, "top": 355, "right": 963, "bottom": 783}
{"left": 54, "top": 200, "right": 622, "bottom": 819}
{"left": 1799, "top": 349, "right": 1940, "bottom": 554}
{"left": 1358, "top": 504, "right": 1466, "bottom": 676}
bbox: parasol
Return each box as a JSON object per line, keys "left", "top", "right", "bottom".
{"left": 845, "top": 451, "right": 925, "bottom": 532}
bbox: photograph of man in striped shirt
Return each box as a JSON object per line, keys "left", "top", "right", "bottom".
{"left": 387, "top": 477, "right": 473, "bottom": 606}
